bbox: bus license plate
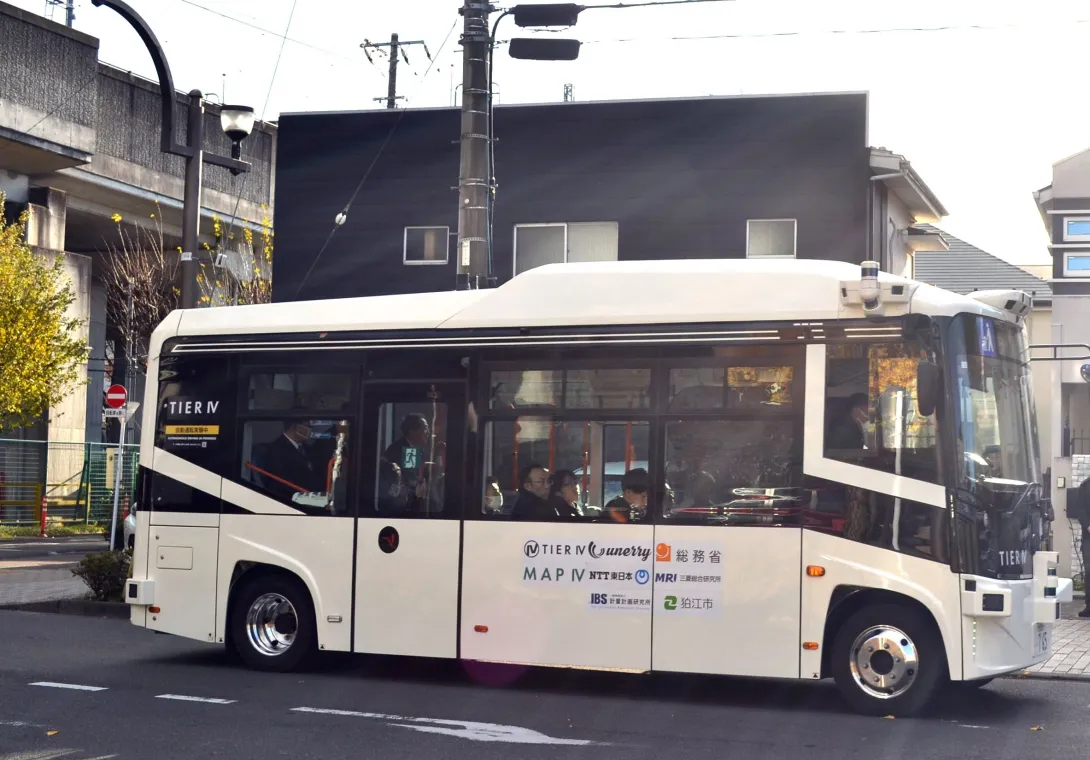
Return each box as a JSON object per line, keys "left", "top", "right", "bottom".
{"left": 1034, "top": 624, "right": 1050, "bottom": 656}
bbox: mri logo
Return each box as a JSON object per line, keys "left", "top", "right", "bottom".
{"left": 655, "top": 543, "right": 672, "bottom": 562}
{"left": 635, "top": 569, "right": 650, "bottom": 585}
{"left": 655, "top": 573, "right": 677, "bottom": 583}
{"left": 664, "top": 595, "right": 678, "bottom": 611}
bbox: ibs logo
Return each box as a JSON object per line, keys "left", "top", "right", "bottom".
{"left": 635, "top": 569, "right": 650, "bottom": 585}
{"left": 590, "top": 593, "right": 609, "bottom": 606}
{"left": 663, "top": 595, "right": 678, "bottom": 611}
{"left": 655, "top": 543, "right": 672, "bottom": 562}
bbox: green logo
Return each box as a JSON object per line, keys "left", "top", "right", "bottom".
{"left": 402, "top": 447, "right": 420, "bottom": 470}
{"left": 664, "top": 595, "right": 678, "bottom": 611}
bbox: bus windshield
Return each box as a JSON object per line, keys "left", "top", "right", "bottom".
{"left": 948, "top": 313, "right": 1045, "bottom": 578}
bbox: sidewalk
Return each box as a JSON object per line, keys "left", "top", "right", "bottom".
{"left": 0, "top": 566, "right": 86, "bottom": 605}
{"left": 1025, "top": 598, "right": 1090, "bottom": 678}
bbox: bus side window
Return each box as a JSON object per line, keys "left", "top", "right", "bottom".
{"left": 232, "top": 369, "right": 357, "bottom": 517}
{"left": 372, "top": 403, "right": 448, "bottom": 517}
{"left": 155, "top": 354, "right": 235, "bottom": 477}
{"left": 481, "top": 417, "right": 652, "bottom": 523}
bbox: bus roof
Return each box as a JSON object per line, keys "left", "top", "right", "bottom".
{"left": 167, "top": 259, "right": 1010, "bottom": 339}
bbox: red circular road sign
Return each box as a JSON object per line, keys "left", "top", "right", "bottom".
{"left": 105, "top": 385, "right": 128, "bottom": 409}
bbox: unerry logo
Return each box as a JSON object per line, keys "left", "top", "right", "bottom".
{"left": 635, "top": 569, "right": 650, "bottom": 585}
{"left": 664, "top": 595, "right": 678, "bottom": 611}
{"left": 523, "top": 540, "right": 540, "bottom": 559}
{"left": 656, "top": 543, "right": 672, "bottom": 562}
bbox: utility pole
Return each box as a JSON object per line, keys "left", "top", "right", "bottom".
{"left": 455, "top": 0, "right": 492, "bottom": 289}
{"left": 361, "top": 34, "right": 432, "bottom": 109}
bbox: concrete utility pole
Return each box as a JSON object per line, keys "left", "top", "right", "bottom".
{"left": 456, "top": 0, "right": 492, "bottom": 290}
{"left": 361, "top": 34, "right": 431, "bottom": 109}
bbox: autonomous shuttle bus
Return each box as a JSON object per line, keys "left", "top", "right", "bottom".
{"left": 125, "top": 258, "right": 1071, "bottom": 716}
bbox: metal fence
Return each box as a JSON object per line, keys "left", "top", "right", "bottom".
{"left": 0, "top": 439, "right": 139, "bottom": 525}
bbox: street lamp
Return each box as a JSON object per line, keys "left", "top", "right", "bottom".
{"left": 90, "top": 0, "right": 255, "bottom": 309}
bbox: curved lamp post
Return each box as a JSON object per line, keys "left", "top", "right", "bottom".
{"left": 91, "top": 0, "right": 256, "bottom": 309}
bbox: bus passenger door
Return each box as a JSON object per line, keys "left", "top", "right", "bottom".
{"left": 461, "top": 416, "right": 654, "bottom": 672}
{"left": 354, "top": 382, "right": 464, "bottom": 658}
{"left": 650, "top": 414, "right": 803, "bottom": 679}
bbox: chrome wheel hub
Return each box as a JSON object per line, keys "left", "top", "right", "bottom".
{"left": 849, "top": 625, "right": 918, "bottom": 699}
{"left": 246, "top": 593, "right": 297, "bottom": 657}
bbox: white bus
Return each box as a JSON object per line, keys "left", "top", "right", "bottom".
{"left": 125, "top": 258, "right": 1071, "bottom": 716}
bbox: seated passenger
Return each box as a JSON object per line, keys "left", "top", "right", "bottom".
{"left": 547, "top": 469, "right": 582, "bottom": 519}
{"left": 604, "top": 468, "right": 650, "bottom": 522}
{"left": 511, "top": 464, "right": 554, "bottom": 521}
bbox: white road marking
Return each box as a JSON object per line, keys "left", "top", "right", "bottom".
{"left": 291, "top": 706, "right": 598, "bottom": 745}
{"left": 0, "top": 720, "right": 36, "bottom": 727}
{"left": 959, "top": 724, "right": 990, "bottom": 729}
{"left": 156, "top": 694, "right": 236, "bottom": 705}
{"left": 0, "top": 751, "right": 78, "bottom": 760}
{"left": 28, "top": 683, "right": 107, "bottom": 692}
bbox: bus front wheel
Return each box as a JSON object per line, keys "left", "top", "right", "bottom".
{"left": 831, "top": 603, "right": 946, "bottom": 717}
{"left": 230, "top": 573, "right": 316, "bottom": 672}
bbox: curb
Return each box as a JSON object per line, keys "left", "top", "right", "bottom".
{"left": 1006, "top": 671, "right": 1090, "bottom": 683}
{"left": 0, "top": 599, "right": 129, "bottom": 619}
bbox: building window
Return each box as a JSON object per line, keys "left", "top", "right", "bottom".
{"left": 746, "top": 219, "right": 796, "bottom": 258}
{"left": 1063, "top": 253, "right": 1090, "bottom": 276}
{"left": 513, "top": 222, "right": 619, "bottom": 275}
{"left": 1063, "top": 218, "right": 1090, "bottom": 243}
{"left": 404, "top": 226, "right": 449, "bottom": 265}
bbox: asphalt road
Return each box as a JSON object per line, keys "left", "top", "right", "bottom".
{"left": 0, "top": 610, "right": 1087, "bottom": 760}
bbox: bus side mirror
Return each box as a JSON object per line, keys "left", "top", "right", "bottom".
{"left": 917, "top": 360, "right": 941, "bottom": 417}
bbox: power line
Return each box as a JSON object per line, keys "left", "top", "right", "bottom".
{"left": 294, "top": 19, "right": 460, "bottom": 299}
{"left": 577, "top": 17, "right": 1090, "bottom": 44}
{"left": 175, "top": 0, "right": 372, "bottom": 67}
{"left": 219, "top": 0, "right": 297, "bottom": 260}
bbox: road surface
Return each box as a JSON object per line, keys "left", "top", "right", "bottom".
{"left": 0, "top": 609, "right": 1087, "bottom": 759}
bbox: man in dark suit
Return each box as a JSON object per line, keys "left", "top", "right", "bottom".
{"left": 261, "top": 421, "right": 321, "bottom": 501}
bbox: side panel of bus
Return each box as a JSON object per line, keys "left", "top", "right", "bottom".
{"left": 461, "top": 521, "right": 655, "bottom": 670}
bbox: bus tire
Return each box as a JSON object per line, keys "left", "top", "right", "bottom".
{"left": 230, "top": 573, "right": 316, "bottom": 672}
{"left": 831, "top": 603, "right": 946, "bottom": 717}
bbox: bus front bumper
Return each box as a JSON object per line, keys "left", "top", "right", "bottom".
{"left": 958, "top": 551, "right": 1072, "bottom": 681}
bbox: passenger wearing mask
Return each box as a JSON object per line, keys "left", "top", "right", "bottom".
{"left": 511, "top": 464, "right": 554, "bottom": 521}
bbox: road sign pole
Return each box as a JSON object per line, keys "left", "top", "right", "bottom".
{"left": 110, "top": 411, "right": 127, "bottom": 551}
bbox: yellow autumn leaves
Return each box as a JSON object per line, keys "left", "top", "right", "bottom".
{"left": 0, "top": 195, "right": 89, "bottom": 432}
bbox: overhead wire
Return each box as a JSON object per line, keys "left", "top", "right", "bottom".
{"left": 218, "top": 0, "right": 298, "bottom": 258}
{"left": 293, "top": 18, "right": 461, "bottom": 299}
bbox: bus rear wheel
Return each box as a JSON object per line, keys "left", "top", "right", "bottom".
{"left": 831, "top": 603, "right": 946, "bottom": 717}
{"left": 230, "top": 574, "right": 316, "bottom": 672}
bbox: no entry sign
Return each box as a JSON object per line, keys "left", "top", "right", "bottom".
{"left": 105, "top": 384, "right": 128, "bottom": 409}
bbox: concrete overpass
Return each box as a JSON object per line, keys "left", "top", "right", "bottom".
{"left": 0, "top": 0, "right": 276, "bottom": 449}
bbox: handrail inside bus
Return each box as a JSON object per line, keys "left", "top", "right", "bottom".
{"left": 243, "top": 461, "right": 309, "bottom": 494}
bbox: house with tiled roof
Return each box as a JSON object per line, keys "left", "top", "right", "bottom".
{"left": 908, "top": 224, "right": 1054, "bottom": 519}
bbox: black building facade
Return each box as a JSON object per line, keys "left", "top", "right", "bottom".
{"left": 274, "top": 92, "right": 943, "bottom": 302}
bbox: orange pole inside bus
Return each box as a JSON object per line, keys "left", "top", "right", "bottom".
{"left": 548, "top": 424, "right": 556, "bottom": 472}
{"left": 624, "top": 422, "right": 633, "bottom": 472}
